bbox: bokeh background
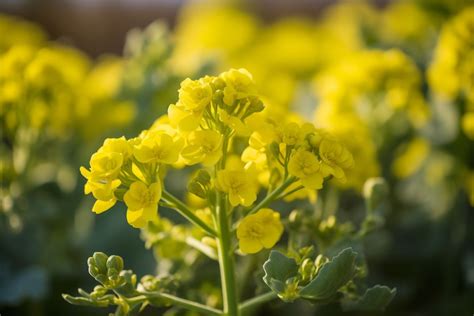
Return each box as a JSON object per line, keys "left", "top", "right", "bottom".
{"left": 0, "top": 0, "right": 473, "bottom": 315}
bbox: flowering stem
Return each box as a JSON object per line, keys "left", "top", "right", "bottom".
{"left": 138, "top": 292, "right": 223, "bottom": 316}
{"left": 239, "top": 292, "right": 277, "bottom": 314}
{"left": 161, "top": 190, "right": 218, "bottom": 237}
{"left": 216, "top": 191, "right": 239, "bottom": 316}
{"left": 245, "top": 176, "right": 297, "bottom": 216}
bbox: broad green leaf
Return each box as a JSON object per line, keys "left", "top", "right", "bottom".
{"left": 299, "top": 248, "right": 357, "bottom": 300}
{"left": 262, "top": 250, "right": 298, "bottom": 294}
{"left": 342, "top": 285, "right": 396, "bottom": 311}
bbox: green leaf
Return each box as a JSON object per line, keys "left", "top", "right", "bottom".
{"left": 299, "top": 248, "right": 357, "bottom": 301}
{"left": 262, "top": 251, "right": 298, "bottom": 295}
{"left": 342, "top": 285, "right": 396, "bottom": 311}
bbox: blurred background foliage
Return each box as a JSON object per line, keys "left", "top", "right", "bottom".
{"left": 0, "top": 0, "right": 473, "bottom": 315}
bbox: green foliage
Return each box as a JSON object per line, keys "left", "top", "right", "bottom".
{"left": 263, "top": 248, "right": 394, "bottom": 310}
{"left": 342, "top": 285, "right": 397, "bottom": 311}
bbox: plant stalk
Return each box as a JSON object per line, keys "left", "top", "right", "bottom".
{"left": 216, "top": 191, "right": 239, "bottom": 316}
{"left": 162, "top": 190, "right": 218, "bottom": 237}
{"left": 239, "top": 292, "right": 277, "bottom": 314}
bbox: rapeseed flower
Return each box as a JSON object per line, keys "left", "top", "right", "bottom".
{"left": 237, "top": 208, "right": 283, "bottom": 254}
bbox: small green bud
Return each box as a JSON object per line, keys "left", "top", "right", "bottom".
{"left": 288, "top": 209, "right": 303, "bottom": 230}
{"left": 187, "top": 169, "right": 211, "bottom": 199}
{"left": 243, "top": 96, "right": 264, "bottom": 118}
{"left": 106, "top": 255, "right": 124, "bottom": 272}
{"left": 92, "top": 252, "right": 108, "bottom": 272}
{"left": 88, "top": 265, "right": 100, "bottom": 278}
{"left": 314, "top": 254, "right": 329, "bottom": 275}
{"left": 300, "top": 258, "right": 315, "bottom": 282}
{"left": 90, "top": 285, "right": 107, "bottom": 299}
{"left": 211, "top": 77, "right": 225, "bottom": 90}
{"left": 269, "top": 142, "right": 281, "bottom": 160}
{"left": 280, "top": 277, "right": 300, "bottom": 302}
{"left": 308, "top": 133, "right": 322, "bottom": 147}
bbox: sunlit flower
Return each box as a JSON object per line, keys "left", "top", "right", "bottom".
{"left": 123, "top": 181, "right": 161, "bottom": 228}
{"left": 237, "top": 208, "right": 283, "bottom": 254}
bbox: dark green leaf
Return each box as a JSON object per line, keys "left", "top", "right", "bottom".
{"left": 342, "top": 285, "right": 396, "bottom": 311}
{"left": 262, "top": 251, "right": 298, "bottom": 294}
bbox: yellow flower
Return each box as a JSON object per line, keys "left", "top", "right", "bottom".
{"left": 80, "top": 145, "right": 124, "bottom": 214}
{"left": 278, "top": 122, "right": 305, "bottom": 146}
{"left": 99, "top": 137, "right": 133, "bottom": 160}
{"left": 288, "top": 149, "right": 324, "bottom": 189}
{"left": 319, "top": 139, "right": 354, "bottom": 182}
{"left": 462, "top": 112, "right": 474, "bottom": 140}
{"left": 123, "top": 181, "right": 162, "bottom": 228}
{"left": 217, "top": 164, "right": 258, "bottom": 207}
{"left": 87, "top": 151, "right": 123, "bottom": 179}
{"left": 181, "top": 130, "right": 222, "bottom": 165}
{"left": 80, "top": 168, "right": 121, "bottom": 214}
{"left": 220, "top": 68, "right": 257, "bottom": 105}
{"left": 466, "top": 170, "right": 474, "bottom": 206}
{"left": 392, "top": 137, "right": 430, "bottom": 179}
{"left": 178, "top": 77, "right": 213, "bottom": 111}
{"left": 133, "top": 131, "right": 183, "bottom": 164}
{"left": 218, "top": 109, "right": 252, "bottom": 136}
{"left": 168, "top": 103, "right": 203, "bottom": 132}
{"left": 237, "top": 208, "right": 283, "bottom": 254}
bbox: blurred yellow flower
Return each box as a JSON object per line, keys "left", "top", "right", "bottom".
{"left": 319, "top": 138, "right": 354, "bottom": 182}
{"left": 392, "top": 138, "right": 430, "bottom": 179}
{"left": 461, "top": 112, "right": 474, "bottom": 140}
{"left": 428, "top": 6, "right": 474, "bottom": 105}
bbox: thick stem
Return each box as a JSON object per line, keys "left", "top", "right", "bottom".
{"left": 216, "top": 192, "right": 239, "bottom": 316}
{"left": 239, "top": 292, "right": 277, "bottom": 314}
{"left": 162, "top": 190, "right": 218, "bottom": 237}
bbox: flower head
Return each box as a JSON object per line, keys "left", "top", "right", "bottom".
{"left": 319, "top": 139, "right": 354, "bottom": 182}
{"left": 181, "top": 130, "right": 222, "bottom": 165}
{"left": 217, "top": 164, "right": 258, "bottom": 207}
{"left": 133, "top": 131, "right": 183, "bottom": 164}
{"left": 220, "top": 68, "right": 257, "bottom": 105}
{"left": 288, "top": 149, "right": 324, "bottom": 189}
{"left": 178, "top": 77, "right": 213, "bottom": 111}
{"left": 237, "top": 208, "right": 283, "bottom": 254}
{"left": 123, "top": 181, "right": 161, "bottom": 228}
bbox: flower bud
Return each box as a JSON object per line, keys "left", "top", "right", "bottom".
{"left": 288, "top": 209, "right": 303, "bottom": 230}
{"left": 300, "top": 258, "right": 315, "bottom": 282}
{"left": 106, "top": 255, "right": 124, "bottom": 272}
{"left": 92, "top": 252, "right": 108, "bottom": 273}
{"left": 314, "top": 254, "right": 329, "bottom": 275}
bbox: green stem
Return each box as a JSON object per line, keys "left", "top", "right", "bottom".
{"left": 278, "top": 185, "right": 304, "bottom": 200}
{"left": 239, "top": 292, "right": 277, "bottom": 314}
{"left": 245, "top": 177, "right": 297, "bottom": 216}
{"left": 185, "top": 236, "right": 218, "bottom": 260}
{"left": 162, "top": 190, "right": 218, "bottom": 237}
{"left": 216, "top": 192, "right": 239, "bottom": 316}
{"left": 138, "top": 292, "right": 223, "bottom": 316}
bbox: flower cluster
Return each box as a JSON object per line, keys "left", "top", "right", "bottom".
{"left": 81, "top": 69, "right": 354, "bottom": 256}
